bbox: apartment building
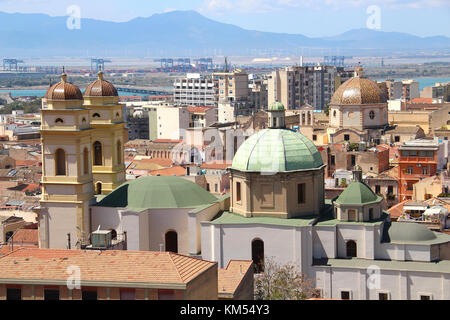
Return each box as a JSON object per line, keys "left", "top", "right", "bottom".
{"left": 268, "top": 65, "right": 352, "bottom": 110}
{"left": 421, "top": 82, "right": 450, "bottom": 103}
{"left": 402, "top": 80, "right": 420, "bottom": 101}
{"left": 214, "top": 69, "right": 249, "bottom": 103}
{"left": 156, "top": 106, "right": 190, "bottom": 140}
{"left": 398, "top": 139, "right": 440, "bottom": 201}
{"left": 173, "top": 73, "right": 218, "bottom": 107}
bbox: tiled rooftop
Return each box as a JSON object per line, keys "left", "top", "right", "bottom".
{"left": 0, "top": 248, "right": 216, "bottom": 287}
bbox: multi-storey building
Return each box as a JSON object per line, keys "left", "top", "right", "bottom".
{"left": 268, "top": 65, "right": 352, "bottom": 110}
{"left": 402, "top": 80, "right": 420, "bottom": 101}
{"left": 214, "top": 69, "right": 249, "bottom": 103}
{"left": 173, "top": 73, "right": 217, "bottom": 107}
{"left": 398, "top": 138, "right": 440, "bottom": 201}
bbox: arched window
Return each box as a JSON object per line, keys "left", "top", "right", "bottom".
{"left": 82, "top": 117, "right": 87, "bottom": 124}
{"left": 369, "top": 111, "right": 375, "bottom": 120}
{"left": 333, "top": 110, "right": 337, "bottom": 118}
{"left": 95, "top": 182, "right": 102, "bottom": 195}
{"left": 93, "top": 141, "right": 102, "bottom": 166}
{"left": 252, "top": 239, "right": 264, "bottom": 273}
{"left": 83, "top": 147, "right": 89, "bottom": 175}
{"left": 165, "top": 231, "right": 178, "bottom": 253}
{"left": 116, "top": 112, "right": 120, "bottom": 118}
{"left": 55, "top": 118, "right": 64, "bottom": 124}
{"left": 93, "top": 113, "right": 101, "bottom": 118}
{"left": 55, "top": 149, "right": 66, "bottom": 176}
{"left": 117, "top": 140, "right": 122, "bottom": 165}
{"left": 346, "top": 240, "right": 357, "bottom": 258}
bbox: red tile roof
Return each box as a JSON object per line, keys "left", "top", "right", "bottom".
{"left": 149, "top": 166, "right": 186, "bottom": 176}
{"left": 218, "top": 260, "right": 253, "bottom": 298}
{"left": 409, "top": 98, "right": 433, "bottom": 104}
{"left": 8, "top": 229, "right": 38, "bottom": 246}
{"left": 200, "top": 162, "right": 232, "bottom": 170}
{"left": 187, "top": 106, "right": 213, "bottom": 113}
{"left": 0, "top": 248, "right": 216, "bottom": 286}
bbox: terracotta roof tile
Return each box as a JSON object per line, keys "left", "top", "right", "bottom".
{"left": 0, "top": 248, "right": 216, "bottom": 286}
{"left": 149, "top": 166, "right": 186, "bottom": 176}
{"left": 218, "top": 260, "right": 253, "bottom": 297}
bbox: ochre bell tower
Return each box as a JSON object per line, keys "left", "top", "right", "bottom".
{"left": 39, "top": 73, "right": 94, "bottom": 249}
{"left": 83, "top": 72, "right": 126, "bottom": 195}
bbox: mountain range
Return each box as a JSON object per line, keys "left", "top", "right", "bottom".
{"left": 1, "top": 10, "right": 449, "bottom": 57}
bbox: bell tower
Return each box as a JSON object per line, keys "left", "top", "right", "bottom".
{"left": 39, "top": 72, "right": 94, "bottom": 249}
{"left": 83, "top": 71, "right": 126, "bottom": 195}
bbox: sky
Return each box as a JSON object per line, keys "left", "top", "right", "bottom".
{"left": 0, "top": 0, "right": 449, "bottom": 37}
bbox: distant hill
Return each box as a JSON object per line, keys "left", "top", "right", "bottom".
{"left": 0, "top": 10, "right": 449, "bottom": 57}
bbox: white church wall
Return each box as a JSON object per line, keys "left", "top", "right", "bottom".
{"left": 313, "top": 227, "right": 336, "bottom": 259}
{"left": 336, "top": 224, "right": 367, "bottom": 258}
{"left": 147, "top": 208, "right": 191, "bottom": 255}
{"left": 43, "top": 203, "right": 78, "bottom": 249}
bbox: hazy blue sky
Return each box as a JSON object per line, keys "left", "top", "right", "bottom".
{"left": 0, "top": 0, "right": 449, "bottom": 37}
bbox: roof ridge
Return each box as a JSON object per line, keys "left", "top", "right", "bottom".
{"left": 168, "top": 252, "right": 185, "bottom": 282}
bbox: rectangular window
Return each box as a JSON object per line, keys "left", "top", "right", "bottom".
{"left": 375, "top": 185, "right": 381, "bottom": 194}
{"left": 407, "top": 167, "right": 413, "bottom": 174}
{"left": 206, "top": 183, "right": 210, "bottom": 192}
{"left": 236, "top": 182, "right": 241, "bottom": 202}
{"left": 215, "top": 184, "right": 218, "bottom": 193}
{"left": 420, "top": 295, "right": 431, "bottom": 300}
{"left": 394, "top": 136, "right": 400, "bottom": 142}
{"left": 297, "top": 183, "right": 305, "bottom": 204}
{"left": 82, "top": 290, "right": 98, "bottom": 300}
{"left": 330, "top": 155, "right": 335, "bottom": 165}
{"left": 341, "top": 291, "right": 350, "bottom": 300}
{"left": 313, "top": 135, "right": 317, "bottom": 141}
{"left": 120, "top": 289, "right": 136, "bottom": 300}
{"left": 351, "top": 155, "right": 356, "bottom": 166}
{"left": 344, "top": 134, "right": 350, "bottom": 141}
{"left": 6, "top": 288, "right": 21, "bottom": 300}
{"left": 379, "top": 293, "right": 389, "bottom": 300}
{"left": 422, "top": 167, "right": 428, "bottom": 175}
{"left": 44, "top": 289, "right": 60, "bottom": 301}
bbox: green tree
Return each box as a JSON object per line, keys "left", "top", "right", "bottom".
{"left": 254, "top": 257, "right": 321, "bottom": 300}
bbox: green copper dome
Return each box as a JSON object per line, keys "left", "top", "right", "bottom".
{"left": 96, "top": 176, "right": 218, "bottom": 211}
{"left": 268, "top": 102, "right": 285, "bottom": 111}
{"left": 335, "top": 181, "right": 382, "bottom": 205}
{"left": 231, "top": 129, "right": 324, "bottom": 172}
{"left": 386, "top": 222, "right": 437, "bottom": 243}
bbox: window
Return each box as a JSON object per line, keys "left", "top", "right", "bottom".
{"left": 120, "top": 289, "right": 136, "bottom": 300}
{"left": 379, "top": 293, "right": 389, "bottom": 300}
{"left": 92, "top": 113, "right": 101, "bottom": 118}
{"left": 394, "top": 136, "right": 400, "bottom": 142}
{"left": 351, "top": 155, "right": 356, "bottom": 166}
{"left": 158, "top": 289, "right": 175, "bottom": 300}
{"left": 313, "top": 135, "right": 317, "bottom": 141}
{"left": 44, "top": 289, "right": 60, "bottom": 300}
{"left": 297, "top": 183, "right": 305, "bottom": 204}
{"left": 375, "top": 185, "right": 381, "bottom": 194}
{"left": 330, "top": 155, "right": 335, "bottom": 165}
{"left": 83, "top": 148, "right": 89, "bottom": 175}
{"left": 420, "top": 295, "right": 431, "bottom": 300}
{"left": 407, "top": 167, "right": 413, "bottom": 174}
{"left": 55, "top": 118, "right": 64, "bottom": 124}
{"left": 346, "top": 240, "right": 357, "bottom": 257}
{"left": 333, "top": 110, "right": 337, "bottom": 118}
{"left": 369, "top": 111, "right": 375, "bottom": 119}
{"left": 55, "top": 149, "right": 66, "bottom": 176}
{"left": 341, "top": 291, "right": 350, "bottom": 300}
{"left": 422, "top": 167, "right": 428, "bottom": 175}
{"left": 369, "top": 208, "right": 374, "bottom": 220}
{"left": 7, "top": 288, "right": 21, "bottom": 300}
{"left": 348, "top": 210, "right": 356, "bottom": 222}
{"left": 215, "top": 184, "right": 218, "bottom": 193}
{"left": 165, "top": 231, "right": 178, "bottom": 253}
{"left": 344, "top": 134, "right": 350, "bottom": 141}
{"left": 252, "top": 239, "right": 264, "bottom": 274}
{"left": 117, "top": 140, "right": 122, "bottom": 165}
{"left": 95, "top": 182, "right": 102, "bottom": 195}
{"left": 206, "top": 183, "right": 210, "bottom": 192}
{"left": 82, "top": 290, "right": 98, "bottom": 300}
{"left": 236, "top": 182, "right": 241, "bottom": 202}
{"left": 93, "top": 141, "right": 102, "bottom": 166}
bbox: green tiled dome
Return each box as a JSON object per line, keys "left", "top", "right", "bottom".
{"left": 96, "top": 176, "right": 218, "bottom": 211}
{"left": 268, "top": 102, "right": 285, "bottom": 111}
{"left": 335, "top": 181, "right": 382, "bottom": 205}
{"left": 231, "top": 129, "right": 324, "bottom": 172}
{"left": 387, "top": 222, "right": 437, "bottom": 242}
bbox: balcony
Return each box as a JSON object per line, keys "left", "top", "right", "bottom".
{"left": 399, "top": 156, "right": 436, "bottom": 163}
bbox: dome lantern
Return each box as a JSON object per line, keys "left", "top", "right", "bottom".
{"left": 268, "top": 101, "right": 286, "bottom": 129}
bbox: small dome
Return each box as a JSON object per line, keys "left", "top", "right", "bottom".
{"left": 96, "top": 176, "right": 218, "bottom": 211}
{"left": 386, "top": 222, "right": 437, "bottom": 242}
{"left": 335, "top": 181, "right": 382, "bottom": 205}
{"left": 268, "top": 102, "right": 285, "bottom": 111}
{"left": 331, "top": 77, "right": 386, "bottom": 105}
{"left": 232, "top": 129, "right": 324, "bottom": 172}
{"left": 84, "top": 72, "right": 118, "bottom": 97}
{"left": 45, "top": 74, "right": 83, "bottom": 100}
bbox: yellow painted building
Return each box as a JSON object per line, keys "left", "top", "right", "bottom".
{"left": 39, "top": 73, "right": 94, "bottom": 249}
{"left": 39, "top": 72, "right": 126, "bottom": 249}
{"left": 83, "top": 72, "right": 126, "bottom": 195}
